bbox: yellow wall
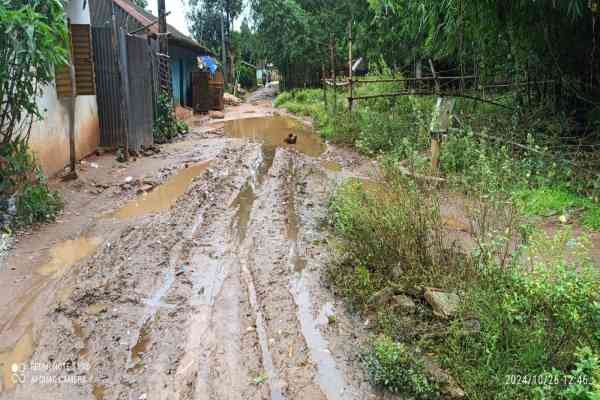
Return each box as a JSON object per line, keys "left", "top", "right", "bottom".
{"left": 28, "top": 84, "right": 99, "bottom": 176}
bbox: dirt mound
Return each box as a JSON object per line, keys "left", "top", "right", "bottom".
{"left": 223, "top": 93, "right": 242, "bottom": 106}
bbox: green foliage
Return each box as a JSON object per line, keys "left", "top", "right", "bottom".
{"left": 327, "top": 173, "right": 600, "bottom": 399}
{"left": 556, "top": 347, "right": 600, "bottom": 399}
{"left": 176, "top": 120, "right": 189, "bottom": 135}
{"left": 131, "top": 0, "right": 147, "bottom": 9}
{"left": 512, "top": 187, "right": 600, "bottom": 230}
{"left": 237, "top": 62, "right": 256, "bottom": 89}
{"left": 154, "top": 94, "right": 178, "bottom": 143}
{"left": 363, "top": 335, "right": 437, "bottom": 398}
{"left": 515, "top": 187, "right": 581, "bottom": 216}
{"left": 582, "top": 208, "right": 600, "bottom": 231}
{"left": 0, "top": 0, "right": 69, "bottom": 145}
{"left": 445, "top": 230, "right": 600, "bottom": 399}
{"left": 188, "top": 0, "right": 242, "bottom": 56}
{"left": 0, "top": 138, "right": 62, "bottom": 227}
{"left": 327, "top": 178, "right": 468, "bottom": 310}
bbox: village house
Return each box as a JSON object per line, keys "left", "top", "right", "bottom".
{"left": 28, "top": 0, "right": 212, "bottom": 176}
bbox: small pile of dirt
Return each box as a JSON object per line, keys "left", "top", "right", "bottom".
{"left": 224, "top": 93, "right": 242, "bottom": 106}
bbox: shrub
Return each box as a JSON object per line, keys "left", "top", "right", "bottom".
{"left": 363, "top": 335, "right": 437, "bottom": 398}
{"left": 328, "top": 178, "right": 462, "bottom": 288}
{"left": 0, "top": 138, "right": 61, "bottom": 227}
{"left": 445, "top": 230, "right": 600, "bottom": 399}
{"left": 555, "top": 347, "right": 600, "bottom": 399}
{"left": 238, "top": 63, "right": 256, "bottom": 89}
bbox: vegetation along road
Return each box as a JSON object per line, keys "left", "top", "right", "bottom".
{"left": 2, "top": 1, "right": 600, "bottom": 400}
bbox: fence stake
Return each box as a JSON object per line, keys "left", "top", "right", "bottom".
{"left": 348, "top": 21, "right": 353, "bottom": 111}
{"left": 322, "top": 64, "right": 327, "bottom": 107}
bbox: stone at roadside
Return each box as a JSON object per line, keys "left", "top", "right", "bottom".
{"left": 421, "top": 355, "right": 465, "bottom": 399}
{"left": 391, "top": 294, "right": 416, "bottom": 314}
{"left": 424, "top": 288, "right": 459, "bottom": 319}
{"left": 368, "top": 285, "right": 405, "bottom": 307}
{"left": 209, "top": 110, "right": 225, "bottom": 119}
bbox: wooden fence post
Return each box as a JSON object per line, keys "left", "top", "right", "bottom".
{"left": 348, "top": 21, "right": 353, "bottom": 111}
{"left": 322, "top": 63, "right": 327, "bottom": 107}
{"left": 429, "top": 97, "right": 455, "bottom": 174}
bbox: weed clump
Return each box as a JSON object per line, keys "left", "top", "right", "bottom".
{"left": 445, "top": 233, "right": 600, "bottom": 399}
{"left": 363, "top": 335, "right": 437, "bottom": 398}
{"left": 328, "top": 178, "right": 465, "bottom": 300}
{"left": 0, "top": 139, "right": 62, "bottom": 228}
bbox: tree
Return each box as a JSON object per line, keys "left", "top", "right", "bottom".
{"left": 0, "top": 0, "right": 69, "bottom": 146}
{"left": 132, "top": 0, "right": 148, "bottom": 9}
{"left": 188, "top": 0, "right": 243, "bottom": 81}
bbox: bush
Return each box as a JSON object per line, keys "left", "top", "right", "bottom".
{"left": 0, "top": 138, "right": 62, "bottom": 227}
{"left": 363, "top": 335, "right": 437, "bottom": 398}
{"left": 238, "top": 63, "right": 256, "bottom": 89}
{"left": 445, "top": 230, "right": 600, "bottom": 399}
{"left": 328, "top": 178, "right": 464, "bottom": 291}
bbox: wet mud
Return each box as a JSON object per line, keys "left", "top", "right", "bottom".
{"left": 0, "top": 89, "right": 381, "bottom": 400}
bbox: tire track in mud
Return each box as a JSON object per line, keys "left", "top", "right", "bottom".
{"left": 2, "top": 125, "right": 378, "bottom": 400}
{"left": 2, "top": 143, "right": 260, "bottom": 400}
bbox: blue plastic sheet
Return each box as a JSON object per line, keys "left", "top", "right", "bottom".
{"left": 199, "top": 56, "right": 218, "bottom": 78}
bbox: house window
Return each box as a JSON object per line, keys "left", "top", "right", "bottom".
{"left": 56, "top": 24, "right": 96, "bottom": 97}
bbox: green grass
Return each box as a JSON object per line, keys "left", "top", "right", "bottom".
{"left": 514, "top": 187, "right": 600, "bottom": 230}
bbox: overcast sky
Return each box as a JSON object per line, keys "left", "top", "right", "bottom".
{"left": 148, "top": 0, "right": 191, "bottom": 36}
{"left": 147, "top": 1, "right": 249, "bottom": 37}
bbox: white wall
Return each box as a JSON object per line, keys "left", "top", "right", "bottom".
{"left": 66, "top": 0, "right": 90, "bottom": 24}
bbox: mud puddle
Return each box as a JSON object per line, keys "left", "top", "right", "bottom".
{"left": 110, "top": 161, "right": 211, "bottom": 219}
{"left": 37, "top": 237, "right": 102, "bottom": 277}
{"left": 224, "top": 116, "right": 326, "bottom": 160}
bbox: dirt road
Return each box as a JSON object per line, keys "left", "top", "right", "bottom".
{"left": 0, "top": 86, "right": 382, "bottom": 400}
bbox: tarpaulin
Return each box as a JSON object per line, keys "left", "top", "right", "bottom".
{"left": 198, "top": 56, "right": 218, "bottom": 78}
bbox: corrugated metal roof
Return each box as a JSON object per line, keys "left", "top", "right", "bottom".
{"left": 112, "top": 0, "right": 213, "bottom": 55}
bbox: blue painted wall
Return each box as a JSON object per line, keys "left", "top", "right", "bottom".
{"left": 170, "top": 45, "right": 201, "bottom": 107}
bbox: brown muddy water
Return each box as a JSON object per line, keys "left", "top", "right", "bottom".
{"left": 37, "top": 237, "right": 103, "bottom": 277}
{"left": 224, "top": 116, "right": 326, "bottom": 159}
{"left": 110, "top": 161, "right": 211, "bottom": 219}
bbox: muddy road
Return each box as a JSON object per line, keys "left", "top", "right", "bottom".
{"left": 0, "top": 87, "right": 382, "bottom": 400}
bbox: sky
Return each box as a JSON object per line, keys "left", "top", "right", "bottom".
{"left": 148, "top": 0, "right": 191, "bottom": 36}
{"left": 147, "top": 1, "right": 249, "bottom": 38}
